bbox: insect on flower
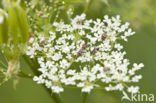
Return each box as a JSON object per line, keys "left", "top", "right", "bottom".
{"left": 40, "top": 40, "right": 46, "bottom": 47}
{"left": 91, "top": 48, "right": 99, "bottom": 55}
{"left": 82, "top": 44, "right": 88, "bottom": 50}
{"left": 77, "top": 50, "right": 84, "bottom": 56}
{"left": 104, "top": 22, "right": 108, "bottom": 26}
{"left": 76, "top": 19, "right": 85, "bottom": 24}
{"left": 77, "top": 44, "right": 88, "bottom": 56}
{"left": 101, "top": 32, "right": 107, "bottom": 41}
{"left": 103, "top": 67, "right": 110, "bottom": 72}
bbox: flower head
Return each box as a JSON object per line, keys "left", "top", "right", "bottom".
{"left": 26, "top": 14, "right": 144, "bottom": 94}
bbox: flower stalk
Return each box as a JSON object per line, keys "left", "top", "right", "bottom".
{"left": 82, "top": 93, "right": 88, "bottom": 103}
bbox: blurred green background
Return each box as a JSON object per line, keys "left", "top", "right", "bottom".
{"left": 0, "top": 0, "right": 156, "bottom": 103}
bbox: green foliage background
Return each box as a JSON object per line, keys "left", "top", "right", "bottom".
{"left": 0, "top": 0, "right": 156, "bottom": 103}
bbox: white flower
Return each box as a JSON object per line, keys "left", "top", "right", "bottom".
{"left": 128, "top": 86, "right": 139, "bottom": 93}
{"left": 115, "top": 84, "right": 124, "bottom": 91}
{"left": 115, "top": 44, "right": 123, "bottom": 51}
{"left": 52, "top": 53, "right": 62, "bottom": 61}
{"left": 60, "top": 59, "right": 70, "bottom": 69}
{"left": 33, "top": 76, "right": 45, "bottom": 84}
{"left": 45, "top": 80, "right": 52, "bottom": 88}
{"left": 51, "top": 86, "right": 64, "bottom": 93}
{"left": 81, "top": 85, "right": 94, "bottom": 93}
{"left": 132, "top": 75, "right": 142, "bottom": 82}
{"left": 67, "top": 70, "right": 76, "bottom": 75}
{"left": 77, "top": 82, "right": 85, "bottom": 87}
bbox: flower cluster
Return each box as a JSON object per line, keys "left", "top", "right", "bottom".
{"left": 26, "top": 14, "right": 144, "bottom": 94}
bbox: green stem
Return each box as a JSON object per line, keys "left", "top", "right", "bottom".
{"left": 84, "top": 0, "right": 93, "bottom": 13}
{"left": 82, "top": 93, "right": 88, "bottom": 103}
